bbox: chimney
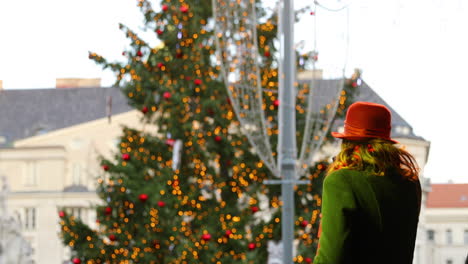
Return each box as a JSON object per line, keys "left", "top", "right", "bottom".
{"left": 297, "top": 69, "right": 323, "bottom": 80}
{"left": 56, "top": 78, "right": 101, "bottom": 89}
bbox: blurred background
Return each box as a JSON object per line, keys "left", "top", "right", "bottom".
{"left": 0, "top": 0, "right": 467, "bottom": 263}
{"left": 1, "top": 0, "right": 467, "bottom": 183}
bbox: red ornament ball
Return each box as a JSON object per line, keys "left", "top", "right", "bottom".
{"left": 180, "top": 5, "right": 189, "bottom": 13}
{"left": 305, "top": 257, "right": 312, "bottom": 263}
{"left": 137, "top": 50, "right": 143, "bottom": 57}
{"left": 176, "top": 51, "right": 183, "bottom": 58}
{"left": 122, "top": 153, "right": 130, "bottom": 161}
{"left": 153, "top": 240, "right": 161, "bottom": 247}
{"left": 273, "top": 99, "right": 280, "bottom": 107}
{"left": 264, "top": 51, "right": 270, "bottom": 57}
{"left": 301, "top": 220, "right": 309, "bottom": 228}
{"left": 251, "top": 206, "right": 259, "bottom": 213}
{"left": 157, "top": 62, "right": 165, "bottom": 69}
{"left": 351, "top": 81, "right": 358, "bottom": 88}
{"left": 165, "top": 138, "right": 175, "bottom": 146}
{"left": 104, "top": 207, "right": 112, "bottom": 215}
{"left": 194, "top": 78, "right": 202, "bottom": 85}
{"left": 72, "top": 258, "right": 81, "bottom": 264}
{"left": 59, "top": 211, "right": 65, "bottom": 218}
{"left": 225, "top": 230, "right": 232, "bottom": 237}
{"left": 310, "top": 11, "right": 315, "bottom": 15}
{"left": 172, "top": 179, "right": 179, "bottom": 187}
{"left": 201, "top": 233, "right": 211, "bottom": 241}
{"left": 214, "top": 135, "right": 222, "bottom": 142}
{"left": 109, "top": 234, "right": 117, "bottom": 241}
{"left": 248, "top": 243, "right": 256, "bottom": 250}
{"left": 163, "top": 91, "right": 171, "bottom": 100}
{"left": 162, "top": 4, "right": 168, "bottom": 11}
{"left": 139, "top": 193, "right": 149, "bottom": 202}
{"left": 141, "top": 106, "right": 149, "bottom": 114}
{"left": 156, "top": 29, "right": 163, "bottom": 35}
{"left": 122, "top": 51, "right": 126, "bottom": 56}
{"left": 102, "top": 164, "right": 109, "bottom": 171}
{"left": 157, "top": 201, "right": 166, "bottom": 207}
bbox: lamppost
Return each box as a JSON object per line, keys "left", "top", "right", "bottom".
{"left": 277, "top": 0, "right": 296, "bottom": 262}
{"left": 212, "top": 1, "right": 346, "bottom": 262}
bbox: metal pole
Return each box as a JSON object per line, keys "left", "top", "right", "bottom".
{"left": 278, "top": 0, "right": 296, "bottom": 263}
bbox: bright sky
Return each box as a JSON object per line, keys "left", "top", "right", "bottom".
{"left": 0, "top": 0, "right": 467, "bottom": 183}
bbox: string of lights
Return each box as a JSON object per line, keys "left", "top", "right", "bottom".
{"left": 297, "top": 1, "right": 351, "bottom": 176}
{"left": 212, "top": 0, "right": 280, "bottom": 177}
{"left": 314, "top": 0, "right": 351, "bottom": 12}
{"left": 212, "top": 0, "right": 351, "bottom": 178}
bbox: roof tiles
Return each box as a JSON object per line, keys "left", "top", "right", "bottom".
{"left": 426, "top": 184, "right": 468, "bottom": 208}
{"left": 0, "top": 87, "right": 132, "bottom": 147}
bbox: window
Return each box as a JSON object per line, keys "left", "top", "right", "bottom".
{"left": 65, "top": 207, "right": 85, "bottom": 221}
{"left": 70, "top": 207, "right": 82, "bottom": 219}
{"left": 446, "top": 229, "right": 453, "bottom": 245}
{"left": 72, "top": 163, "right": 82, "bottom": 185}
{"left": 464, "top": 230, "right": 468, "bottom": 245}
{"left": 23, "top": 162, "right": 38, "bottom": 186}
{"left": 33, "top": 127, "right": 48, "bottom": 136}
{"left": 427, "top": 229, "right": 435, "bottom": 242}
{"left": 24, "top": 207, "right": 36, "bottom": 230}
{"left": 395, "top": 126, "right": 411, "bottom": 135}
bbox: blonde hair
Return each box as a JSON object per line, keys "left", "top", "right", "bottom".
{"left": 328, "top": 138, "right": 419, "bottom": 181}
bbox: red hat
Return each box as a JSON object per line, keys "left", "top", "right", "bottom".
{"left": 331, "top": 101, "right": 398, "bottom": 144}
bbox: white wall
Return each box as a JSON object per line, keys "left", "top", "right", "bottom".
{"left": 1, "top": 110, "right": 147, "bottom": 263}
{"left": 425, "top": 208, "right": 468, "bottom": 264}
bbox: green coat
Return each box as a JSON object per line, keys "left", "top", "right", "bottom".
{"left": 314, "top": 168, "right": 421, "bottom": 264}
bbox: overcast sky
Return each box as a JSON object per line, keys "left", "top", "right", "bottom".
{"left": 0, "top": 0, "right": 467, "bottom": 183}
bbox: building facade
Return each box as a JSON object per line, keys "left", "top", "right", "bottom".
{"left": 423, "top": 184, "right": 468, "bottom": 264}
{"left": 0, "top": 84, "right": 432, "bottom": 263}
{"left": 0, "top": 109, "right": 148, "bottom": 263}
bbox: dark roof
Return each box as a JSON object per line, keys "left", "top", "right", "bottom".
{"left": 0, "top": 79, "right": 425, "bottom": 146}
{"left": 354, "top": 81, "right": 424, "bottom": 139}
{"left": 299, "top": 78, "right": 425, "bottom": 140}
{"left": 0, "top": 87, "right": 132, "bottom": 147}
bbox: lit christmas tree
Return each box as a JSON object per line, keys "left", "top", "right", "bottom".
{"left": 59, "top": 0, "right": 358, "bottom": 263}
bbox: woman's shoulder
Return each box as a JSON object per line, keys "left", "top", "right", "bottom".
{"left": 325, "top": 168, "right": 363, "bottom": 185}
{"left": 325, "top": 168, "right": 382, "bottom": 189}
{"left": 327, "top": 168, "right": 364, "bottom": 179}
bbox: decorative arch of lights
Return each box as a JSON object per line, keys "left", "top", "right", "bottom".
{"left": 212, "top": 0, "right": 348, "bottom": 178}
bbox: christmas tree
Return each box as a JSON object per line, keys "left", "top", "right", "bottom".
{"left": 59, "top": 1, "right": 358, "bottom": 263}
